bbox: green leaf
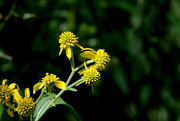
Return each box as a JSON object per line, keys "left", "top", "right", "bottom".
{"left": 33, "top": 93, "right": 81, "bottom": 121}
{"left": 112, "top": 65, "right": 130, "bottom": 96}
{"left": 1, "top": 105, "right": 13, "bottom": 121}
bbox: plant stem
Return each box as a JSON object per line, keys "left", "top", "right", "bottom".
{"left": 66, "top": 69, "right": 76, "bottom": 86}
{"left": 69, "top": 49, "right": 75, "bottom": 70}
{"left": 35, "top": 87, "right": 46, "bottom": 103}
{"left": 30, "top": 114, "right": 33, "bottom": 121}
{"left": 0, "top": 0, "right": 17, "bottom": 31}
{"left": 31, "top": 87, "right": 46, "bottom": 121}
{"left": 68, "top": 78, "right": 84, "bottom": 88}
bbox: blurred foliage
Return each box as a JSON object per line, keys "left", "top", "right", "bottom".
{"left": 1, "top": 0, "right": 180, "bottom": 120}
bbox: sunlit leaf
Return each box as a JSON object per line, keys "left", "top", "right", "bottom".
{"left": 33, "top": 93, "right": 81, "bottom": 121}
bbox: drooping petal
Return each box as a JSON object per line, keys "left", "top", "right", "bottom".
{"left": 80, "top": 50, "right": 97, "bottom": 60}
{"left": 7, "top": 105, "right": 14, "bottom": 117}
{"left": 76, "top": 80, "right": 85, "bottom": 86}
{"left": 33, "top": 82, "right": 45, "bottom": 94}
{"left": 81, "top": 48, "right": 96, "bottom": 53}
{"left": 13, "top": 91, "right": 22, "bottom": 103}
{"left": 84, "top": 62, "right": 88, "bottom": 70}
{"left": 59, "top": 48, "right": 63, "bottom": 56}
{"left": 78, "top": 62, "right": 90, "bottom": 75}
{"left": 75, "top": 43, "right": 84, "bottom": 50}
{"left": 25, "top": 88, "right": 30, "bottom": 99}
{"left": 55, "top": 81, "right": 66, "bottom": 90}
{"left": 66, "top": 46, "right": 72, "bottom": 59}
{"left": 9, "top": 83, "right": 19, "bottom": 91}
{"left": 78, "top": 68, "right": 86, "bottom": 75}
{"left": 2, "top": 79, "right": 7, "bottom": 85}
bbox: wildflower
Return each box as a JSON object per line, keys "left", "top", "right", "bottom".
{"left": 33, "top": 73, "right": 66, "bottom": 94}
{"left": 14, "top": 88, "right": 35, "bottom": 117}
{"left": 59, "top": 31, "right": 83, "bottom": 59}
{"left": 76, "top": 62, "right": 101, "bottom": 91}
{"left": 0, "top": 79, "right": 19, "bottom": 117}
{"left": 80, "top": 48, "right": 110, "bottom": 70}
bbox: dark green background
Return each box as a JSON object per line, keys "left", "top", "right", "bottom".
{"left": 1, "top": 0, "right": 180, "bottom": 120}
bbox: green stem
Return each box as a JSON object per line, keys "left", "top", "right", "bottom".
{"left": 31, "top": 87, "right": 46, "bottom": 121}
{"left": 66, "top": 69, "right": 76, "bottom": 86}
{"left": 30, "top": 114, "right": 33, "bottom": 121}
{"left": 68, "top": 78, "right": 84, "bottom": 88}
{"left": 0, "top": 0, "right": 17, "bottom": 31}
{"left": 69, "top": 49, "right": 75, "bottom": 70}
{"left": 35, "top": 87, "right": 46, "bottom": 103}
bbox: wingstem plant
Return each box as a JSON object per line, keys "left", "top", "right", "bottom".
{"left": 0, "top": 31, "right": 110, "bottom": 121}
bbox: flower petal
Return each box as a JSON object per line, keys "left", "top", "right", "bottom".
{"left": 59, "top": 48, "right": 63, "bottom": 56}
{"left": 13, "top": 90, "right": 22, "bottom": 103}
{"left": 81, "top": 48, "right": 96, "bottom": 53}
{"left": 84, "top": 62, "right": 88, "bottom": 70}
{"left": 66, "top": 46, "right": 72, "bottom": 59}
{"left": 9, "top": 83, "right": 19, "bottom": 91}
{"left": 76, "top": 80, "right": 85, "bottom": 86}
{"left": 2, "top": 79, "right": 7, "bottom": 85}
{"left": 33, "top": 82, "right": 45, "bottom": 94}
{"left": 55, "top": 81, "right": 66, "bottom": 90}
{"left": 25, "top": 88, "right": 30, "bottom": 99}
{"left": 7, "top": 106, "right": 14, "bottom": 117}
{"left": 75, "top": 43, "right": 84, "bottom": 50}
{"left": 80, "top": 50, "right": 97, "bottom": 60}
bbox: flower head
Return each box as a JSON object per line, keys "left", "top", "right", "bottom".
{"left": 0, "top": 79, "right": 19, "bottom": 117}
{"left": 59, "top": 31, "right": 83, "bottom": 59}
{"left": 33, "top": 73, "right": 66, "bottom": 94}
{"left": 14, "top": 88, "right": 35, "bottom": 117}
{"left": 76, "top": 62, "right": 101, "bottom": 91}
{"left": 80, "top": 48, "right": 110, "bottom": 70}
{"left": 0, "top": 79, "right": 19, "bottom": 105}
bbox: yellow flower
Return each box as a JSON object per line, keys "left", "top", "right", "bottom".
{"left": 33, "top": 73, "right": 66, "bottom": 94}
{"left": 76, "top": 62, "right": 101, "bottom": 91}
{"left": 59, "top": 31, "right": 83, "bottom": 59}
{"left": 14, "top": 88, "right": 35, "bottom": 117}
{"left": 80, "top": 48, "right": 110, "bottom": 70}
{"left": 0, "top": 79, "right": 19, "bottom": 117}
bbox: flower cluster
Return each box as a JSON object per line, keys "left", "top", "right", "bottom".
{"left": 0, "top": 74, "right": 66, "bottom": 118}
{"left": 0, "top": 79, "right": 18, "bottom": 117}
{"left": 59, "top": 31, "right": 110, "bottom": 90}
{"left": 0, "top": 31, "right": 110, "bottom": 120}
{"left": 0, "top": 79, "right": 35, "bottom": 117}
